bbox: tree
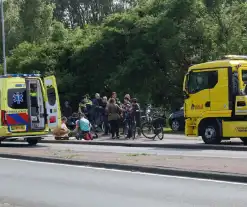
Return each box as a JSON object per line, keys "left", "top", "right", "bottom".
{"left": 4, "top": 0, "right": 247, "bottom": 109}
{"left": 1, "top": 0, "right": 23, "bottom": 55}
{"left": 19, "top": 0, "right": 54, "bottom": 43}
{"left": 50, "top": 0, "right": 138, "bottom": 27}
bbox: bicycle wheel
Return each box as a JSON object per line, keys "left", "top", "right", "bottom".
{"left": 141, "top": 122, "right": 156, "bottom": 139}
{"left": 157, "top": 125, "right": 164, "bottom": 140}
{"left": 153, "top": 118, "right": 165, "bottom": 140}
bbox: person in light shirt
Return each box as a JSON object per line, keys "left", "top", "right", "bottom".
{"left": 52, "top": 116, "right": 70, "bottom": 139}
{"left": 60, "top": 117, "right": 70, "bottom": 137}
{"left": 75, "top": 113, "right": 92, "bottom": 140}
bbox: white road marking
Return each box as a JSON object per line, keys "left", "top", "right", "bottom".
{"left": 0, "top": 157, "right": 246, "bottom": 186}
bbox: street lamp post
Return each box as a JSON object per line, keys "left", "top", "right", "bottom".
{"left": 1, "top": 0, "right": 6, "bottom": 75}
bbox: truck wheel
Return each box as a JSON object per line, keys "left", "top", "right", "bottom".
{"left": 240, "top": 138, "right": 247, "bottom": 145}
{"left": 201, "top": 124, "right": 221, "bottom": 144}
{"left": 27, "top": 139, "right": 38, "bottom": 146}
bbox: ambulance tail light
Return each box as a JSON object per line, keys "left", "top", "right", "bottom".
{"left": 49, "top": 116, "right": 56, "bottom": 123}
{"left": 1, "top": 110, "right": 7, "bottom": 126}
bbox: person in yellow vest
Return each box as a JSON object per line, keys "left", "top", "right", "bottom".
{"left": 78, "top": 96, "right": 87, "bottom": 114}
{"left": 30, "top": 84, "right": 37, "bottom": 97}
{"left": 78, "top": 95, "right": 93, "bottom": 121}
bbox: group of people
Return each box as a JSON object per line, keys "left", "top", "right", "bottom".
{"left": 60, "top": 92, "right": 141, "bottom": 140}
{"left": 107, "top": 93, "right": 141, "bottom": 139}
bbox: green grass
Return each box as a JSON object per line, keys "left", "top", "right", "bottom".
{"left": 163, "top": 127, "right": 184, "bottom": 134}
{"left": 163, "top": 127, "right": 172, "bottom": 132}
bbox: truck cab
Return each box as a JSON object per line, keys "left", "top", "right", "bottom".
{"left": 0, "top": 74, "right": 61, "bottom": 145}
{"left": 183, "top": 55, "right": 247, "bottom": 144}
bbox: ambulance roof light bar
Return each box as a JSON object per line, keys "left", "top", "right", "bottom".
{"left": 0, "top": 74, "right": 40, "bottom": 78}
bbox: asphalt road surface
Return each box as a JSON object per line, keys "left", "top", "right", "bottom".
{"left": 1, "top": 158, "right": 247, "bottom": 207}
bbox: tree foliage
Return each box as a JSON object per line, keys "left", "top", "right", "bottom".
{"left": 2, "top": 0, "right": 247, "bottom": 110}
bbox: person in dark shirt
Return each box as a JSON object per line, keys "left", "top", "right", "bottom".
{"left": 92, "top": 93, "right": 103, "bottom": 106}
{"left": 92, "top": 93, "right": 103, "bottom": 126}
{"left": 111, "top": 92, "right": 121, "bottom": 106}
{"left": 102, "top": 96, "right": 109, "bottom": 135}
{"left": 131, "top": 98, "right": 141, "bottom": 136}
{"left": 62, "top": 101, "right": 72, "bottom": 118}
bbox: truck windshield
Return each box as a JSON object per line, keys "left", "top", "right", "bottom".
{"left": 8, "top": 88, "right": 27, "bottom": 109}
{"left": 188, "top": 71, "right": 218, "bottom": 94}
{"left": 242, "top": 70, "right": 247, "bottom": 83}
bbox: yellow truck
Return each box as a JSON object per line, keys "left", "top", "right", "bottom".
{"left": 0, "top": 74, "right": 61, "bottom": 145}
{"left": 183, "top": 55, "right": 247, "bottom": 144}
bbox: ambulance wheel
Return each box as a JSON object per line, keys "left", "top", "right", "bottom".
{"left": 201, "top": 124, "right": 221, "bottom": 144}
{"left": 240, "top": 138, "right": 247, "bottom": 145}
{"left": 27, "top": 139, "right": 38, "bottom": 146}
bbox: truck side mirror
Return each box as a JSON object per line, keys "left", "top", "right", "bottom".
{"left": 185, "top": 73, "right": 189, "bottom": 92}
{"left": 183, "top": 91, "right": 189, "bottom": 99}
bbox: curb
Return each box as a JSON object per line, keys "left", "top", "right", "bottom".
{"left": 8, "top": 139, "right": 247, "bottom": 151}
{"left": 0, "top": 153, "right": 247, "bottom": 183}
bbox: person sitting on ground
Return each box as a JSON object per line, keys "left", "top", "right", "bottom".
{"left": 76, "top": 113, "right": 92, "bottom": 140}
{"left": 52, "top": 117, "right": 70, "bottom": 139}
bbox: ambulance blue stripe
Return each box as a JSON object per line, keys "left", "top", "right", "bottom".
{"left": 8, "top": 114, "right": 28, "bottom": 125}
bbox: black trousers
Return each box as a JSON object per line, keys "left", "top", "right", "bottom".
{"left": 109, "top": 119, "right": 119, "bottom": 137}
{"left": 103, "top": 115, "right": 109, "bottom": 134}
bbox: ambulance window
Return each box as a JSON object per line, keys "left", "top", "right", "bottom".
{"left": 188, "top": 71, "right": 218, "bottom": 94}
{"left": 8, "top": 89, "right": 27, "bottom": 109}
{"left": 47, "top": 86, "right": 56, "bottom": 106}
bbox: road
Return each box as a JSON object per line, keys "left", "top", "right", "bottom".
{"left": 0, "top": 158, "right": 247, "bottom": 207}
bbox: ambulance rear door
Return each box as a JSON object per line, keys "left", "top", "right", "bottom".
{"left": 43, "top": 76, "right": 61, "bottom": 129}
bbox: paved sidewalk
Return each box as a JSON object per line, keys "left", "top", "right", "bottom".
{"left": 44, "top": 133, "right": 243, "bottom": 145}
{"left": 1, "top": 144, "right": 247, "bottom": 175}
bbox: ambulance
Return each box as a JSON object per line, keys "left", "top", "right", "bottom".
{"left": 0, "top": 74, "right": 61, "bottom": 145}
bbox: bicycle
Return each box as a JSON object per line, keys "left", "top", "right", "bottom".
{"left": 141, "top": 116, "right": 165, "bottom": 140}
